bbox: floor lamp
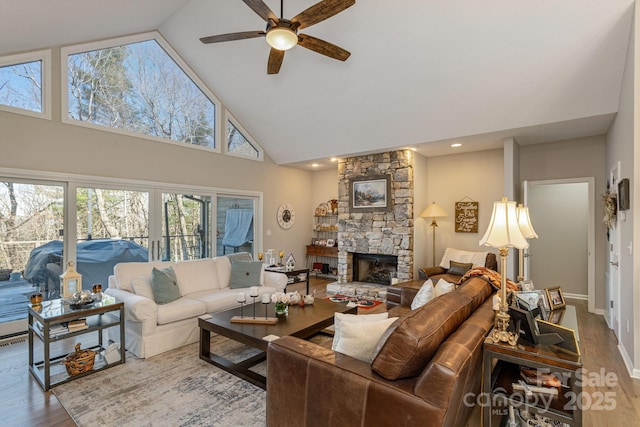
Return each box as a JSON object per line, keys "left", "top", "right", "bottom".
{"left": 420, "top": 202, "right": 447, "bottom": 267}
{"left": 480, "top": 197, "right": 529, "bottom": 345}
{"left": 516, "top": 204, "right": 538, "bottom": 282}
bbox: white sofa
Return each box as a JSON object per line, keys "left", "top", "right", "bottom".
{"left": 104, "top": 253, "right": 287, "bottom": 358}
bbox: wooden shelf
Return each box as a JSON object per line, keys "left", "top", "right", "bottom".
{"left": 306, "top": 245, "right": 338, "bottom": 257}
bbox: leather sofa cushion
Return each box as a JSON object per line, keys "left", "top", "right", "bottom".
{"left": 457, "top": 277, "right": 493, "bottom": 311}
{"left": 447, "top": 261, "right": 473, "bottom": 276}
{"left": 371, "top": 290, "right": 474, "bottom": 380}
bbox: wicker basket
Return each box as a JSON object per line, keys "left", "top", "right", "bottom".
{"left": 61, "top": 343, "right": 96, "bottom": 376}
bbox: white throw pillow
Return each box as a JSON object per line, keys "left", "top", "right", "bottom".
{"left": 332, "top": 312, "right": 389, "bottom": 350}
{"left": 439, "top": 247, "right": 489, "bottom": 269}
{"left": 131, "top": 276, "right": 154, "bottom": 300}
{"left": 332, "top": 316, "right": 398, "bottom": 363}
{"left": 411, "top": 279, "right": 435, "bottom": 310}
{"left": 435, "top": 278, "right": 455, "bottom": 297}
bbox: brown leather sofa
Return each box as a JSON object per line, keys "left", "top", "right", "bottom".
{"left": 418, "top": 252, "right": 498, "bottom": 283}
{"left": 266, "top": 277, "right": 495, "bottom": 426}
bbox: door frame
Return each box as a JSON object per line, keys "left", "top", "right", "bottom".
{"left": 607, "top": 162, "right": 622, "bottom": 336}
{"left": 524, "top": 177, "right": 595, "bottom": 313}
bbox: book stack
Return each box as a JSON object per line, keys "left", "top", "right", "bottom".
{"left": 68, "top": 318, "right": 88, "bottom": 332}
{"left": 512, "top": 367, "right": 561, "bottom": 396}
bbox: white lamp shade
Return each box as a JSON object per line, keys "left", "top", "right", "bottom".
{"left": 480, "top": 197, "right": 529, "bottom": 249}
{"left": 516, "top": 204, "right": 538, "bottom": 239}
{"left": 420, "top": 202, "right": 447, "bottom": 218}
{"left": 266, "top": 27, "right": 298, "bottom": 51}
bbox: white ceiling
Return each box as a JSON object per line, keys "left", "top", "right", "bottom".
{"left": 0, "top": 0, "right": 634, "bottom": 170}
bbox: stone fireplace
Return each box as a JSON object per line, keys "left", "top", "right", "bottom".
{"left": 336, "top": 151, "right": 414, "bottom": 284}
{"left": 352, "top": 252, "right": 398, "bottom": 285}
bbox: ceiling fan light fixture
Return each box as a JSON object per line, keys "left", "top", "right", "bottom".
{"left": 266, "top": 27, "right": 298, "bottom": 51}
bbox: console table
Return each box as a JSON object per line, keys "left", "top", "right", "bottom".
{"left": 265, "top": 267, "right": 310, "bottom": 294}
{"left": 482, "top": 306, "right": 582, "bottom": 426}
{"left": 28, "top": 296, "right": 125, "bottom": 390}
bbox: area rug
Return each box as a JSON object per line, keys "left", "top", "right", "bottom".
{"left": 325, "top": 294, "right": 383, "bottom": 309}
{"left": 52, "top": 335, "right": 268, "bottom": 427}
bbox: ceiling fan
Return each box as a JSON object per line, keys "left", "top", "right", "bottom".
{"left": 200, "top": 0, "right": 355, "bottom": 74}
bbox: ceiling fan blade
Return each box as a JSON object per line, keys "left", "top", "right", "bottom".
{"left": 297, "top": 34, "right": 350, "bottom": 61}
{"left": 292, "top": 0, "right": 355, "bottom": 30}
{"left": 242, "top": 0, "right": 278, "bottom": 23}
{"left": 200, "top": 31, "right": 265, "bottom": 44}
{"left": 267, "top": 48, "right": 285, "bottom": 74}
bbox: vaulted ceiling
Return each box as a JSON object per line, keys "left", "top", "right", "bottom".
{"left": 0, "top": 0, "right": 634, "bottom": 169}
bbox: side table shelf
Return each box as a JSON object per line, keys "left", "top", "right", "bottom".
{"left": 482, "top": 334, "right": 582, "bottom": 426}
{"left": 28, "top": 297, "right": 126, "bottom": 391}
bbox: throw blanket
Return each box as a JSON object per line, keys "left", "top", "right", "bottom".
{"left": 458, "top": 267, "right": 520, "bottom": 291}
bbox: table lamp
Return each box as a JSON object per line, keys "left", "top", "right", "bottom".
{"left": 516, "top": 204, "right": 538, "bottom": 282}
{"left": 480, "top": 197, "right": 529, "bottom": 345}
{"left": 420, "top": 202, "right": 447, "bottom": 267}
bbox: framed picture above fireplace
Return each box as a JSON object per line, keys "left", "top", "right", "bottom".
{"left": 349, "top": 175, "right": 392, "bottom": 212}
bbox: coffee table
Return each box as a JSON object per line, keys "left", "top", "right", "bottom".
{"left": 198, "top": 298, "right": 357, "bottom": 389}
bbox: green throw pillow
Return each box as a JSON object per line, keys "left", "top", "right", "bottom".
{"left": 448, "top": 260, "right": 473, "bottom": 276}
{"left": 230, "top": 259, "right": 263, "bottom": 289}
{"left": 151, "top": 266, "right": 181, "bottom": 304}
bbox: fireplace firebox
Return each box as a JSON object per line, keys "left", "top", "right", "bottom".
{"left": 352, "top": 253, "right": 398, "bottom": 286}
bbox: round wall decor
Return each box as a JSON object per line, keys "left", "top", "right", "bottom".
{"left": 277, "top": 203, "right": 295, "bottom": 229}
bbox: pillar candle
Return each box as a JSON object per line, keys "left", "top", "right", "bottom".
{"left": 250, "top": 286, "right": 259, "bottom": 297}
{"left": 237, "top": 292, "right": 246, "bottom": 303}
{"left": 262, "top": 293, "right": 271, "bottom": 303}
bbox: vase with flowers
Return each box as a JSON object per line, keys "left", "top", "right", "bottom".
{"left": 271, "top": 292, "right": 290, "bottom": 316}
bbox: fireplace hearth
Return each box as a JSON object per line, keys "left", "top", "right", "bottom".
{"left": 352, "top": 253, "right": 398, "bottom": 286}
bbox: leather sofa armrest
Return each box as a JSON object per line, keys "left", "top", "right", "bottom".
{"left": 267, "top": 336, "right": 442, "bottom": 426}
{"left": 418, "top": 266, "right": 446, "bottom": 279}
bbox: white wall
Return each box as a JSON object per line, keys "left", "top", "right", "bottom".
{"left": 606, "top": 5, "right": 637, "bottom": 375}
{"left": 414, "top": 152, "right": 429, "bottom": 277}
{"left": 424, "top": 149, "right": 504, "bottom": 271}
{"left": 310, "top": 169, "right": 338, "bottom": 211}
{"left": 520, "top": 135, "right": 607, "bottom": 310}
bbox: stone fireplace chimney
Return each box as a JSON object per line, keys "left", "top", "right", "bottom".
{"left": 336, "top": 151, "right": 414, "bottom": 284}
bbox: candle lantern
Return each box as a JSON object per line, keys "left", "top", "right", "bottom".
{"left": 60, "top": 261, "right": 82, "bottom": 298}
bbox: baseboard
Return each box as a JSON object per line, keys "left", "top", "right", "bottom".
{"left": 563, "top": 292, "right": 587, "bottom": 301}
{"left": 594, "top": 308, "right": 605, "bottom": 316}
{"left": 604, "top": 313, "right": 612, "bottom": 329}
{"left": 617, "top": 343, "right": 640, "bottom": 379}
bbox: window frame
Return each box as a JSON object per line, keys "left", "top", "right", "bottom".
{"left": 225, "top": 109, "right": 264, "bottom": 162}
{"left": 0, "top": 49, "right": 51, "bottom": 120}
{"left": 60, "top": 31, "right": 222, "bottom": 153}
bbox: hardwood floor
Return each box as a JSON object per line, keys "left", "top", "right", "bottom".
{"left": 1, "top": 279, "right": 638, "bottom": 426}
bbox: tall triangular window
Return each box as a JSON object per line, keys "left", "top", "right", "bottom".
{"left": 62, "top": 33, "right": 220, "bottom": 151}
{"left": 226, "top": 113, "right": 262, "bottom": 160}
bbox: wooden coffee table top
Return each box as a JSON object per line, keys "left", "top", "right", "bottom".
{"left": 199, "top": 298, "right": 357, "bottom": 351}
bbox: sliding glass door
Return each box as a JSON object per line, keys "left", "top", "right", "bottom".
{"left": 0, "top": 172, "right": 261, "bottom": 338}
{"left": 216, "top": 196, "right": 255, "bottom": 256}
{"left": 160, "top": 193, "right": 212, "bottom": 262}
{"left": 0, "top": 180, "right": 64, "bottom": 336}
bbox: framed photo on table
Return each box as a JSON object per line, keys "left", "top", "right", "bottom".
{"left": 508, "top": 305, "right": 539, "bottom": 344}
{"left": 545, "top": 286, "right": 566, "bottom": 310}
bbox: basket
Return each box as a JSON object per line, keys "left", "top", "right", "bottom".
{"left": 61, "top": 343, "right": 96, "bottom": 376}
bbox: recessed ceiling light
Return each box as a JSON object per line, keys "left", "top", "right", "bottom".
{"left": 330, "top": 157, "right": 338, "bottom": 162}
{"left": 311, "top": 163, "right": 319, "bottom": 167}
{"left": 451, "top": 143, "right": 462, "bottom": 148}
